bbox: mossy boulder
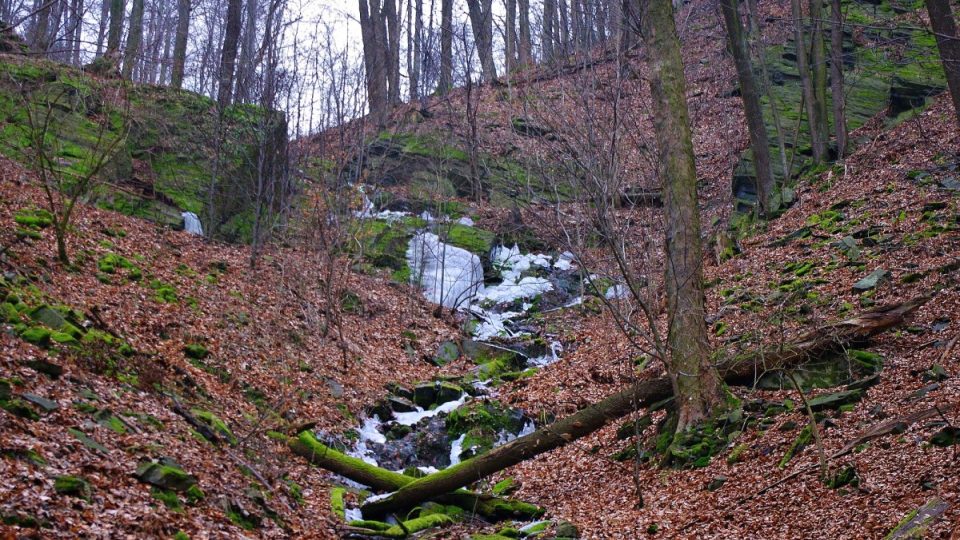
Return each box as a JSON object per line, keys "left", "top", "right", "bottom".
{"left": 413, "top": 381, "right": 464, "bottom": 408}
{"left": 54, "top": 475, "right": 91, "bottom": 500}
{"left": 191, "top": 409, "right": 237, "bottom": 445}
{"left": 183, "top": 343, "right": 209, "bottom": 360}
{"left": 19, "top": 326, "right": 51, "bottom": 346}
{"left": 135, "top": 460, "right": 197, "bottom": 492}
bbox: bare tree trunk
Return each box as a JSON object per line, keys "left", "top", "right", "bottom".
{"left": 925, "top": 0, "right": 960, "bottom": 126}
{"left": 542, "top": 0, "right": 555, "bottom": 61}
{"left": 95, "top": 0, "right": 109, "bottom": 57}
{"left": 69, "top": 0, "right": 83, "bottom": 64}
{"left": 518, "top": 0, "right": 532, "bottom": 65}
{"left": 29, "top": 0, "right": 52, "bottom": 53}
{"left": 106, "top": 0, "right": 124, "bottom": 56}
{"left": 360, "top": 0, "right": 389, "bottom": 120}
{"left": 791, "top": 0, "right": 827, "bottom": 163}
{"left": 608, "top": 0, "right": 622, "bottom": 51}
{"left": 467, "top": 0, "right": 497, "bottom": 81}
{"left": 721, "top": 0, "right": 774, "bottom": 214}
{"left": 439, "top": 0, "right": 452, "bottom": 92}
{"left": 171, "top": 0, "right": 190, "bottom": 89}
{"left": 809, "top": 0, "right": 829, "bottom": 159}
{"left": 559, "top": 0, "right": 569, "bottom": 54}
{"left": 388, "top": 0, "right": 402, "bottom": 103}
{"left": 830, "top": 0, "right": 847, "bottom": 157}
{"left": 641, "top": 0, "right": 724, "bottom": 432}
{"left": 122, "top": 0, "right": 145, "bottom": 79}
{"left": 235, "top": 0, "right": 259, "bottom": 103}
{"left": 217, "top": 0, "right": 242, "bottom": 109}
{"left": 505, "top": 0, "right": 517, "bottom": 72}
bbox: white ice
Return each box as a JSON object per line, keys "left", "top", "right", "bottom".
{"left": 554, "top": 251, "right": 576, "bottom": 270}
{"left": 407, "top": 232, "right": 484, "bottom": 308}
{"left": 392, "top": 393, "right": 469, "bottom": 426}
{"left": 181, "top": 212, "right": 203, "bottom": 236}
{"left": 344, "top": 507, "right": 363, "bottom": 522}
{"left": 528, "top": 341, "right": 563, "bottom": 367}
{"left": 449, "top": 433, "right": 467, "bottom": 466}
{"left": 347, "top": 417, "right": 387, "bottom": 466}
{"left": 456, "top": 216, "right": 475, "bottom": 226}
{"left": 605, "top": 284, "right": 629, "bottom": 299}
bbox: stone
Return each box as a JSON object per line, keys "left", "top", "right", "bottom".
{"left": 852, "top": 268, "right": 889, "bottom": 292}
{"left": 930, "top": 426, "right": 959, "bottom": 447}
{"left": 554, "top": 520, "right": 580, "bottom": 539}
{"left": 0, "top": 379, "right": 11, "bottom": 401}
{"left": 54, "top": 475, "right": 91, "bottom": 499}
{"left": 433, "top": 341, "right": 460, "bottom": 366}
{"left": 135, "top": 460, "right": 197, "bottom": 492}
{"left": 807, "top": 389, "right": 864, "bottom": 411}
{"left": 28, "top": 305, "right": 66, "bottom": 330}
{"left": 707, "top": 476, "right": 727, "bottom": 491}
{"left": 388, "top": 396, "right": 417, "bottom": 413}
{"left": 324, "top": 378, "right": 344, "bottom": 398}
{"left": 21, "top": 393, "right": 58, "bottom": 412}
{"left": 68, "top": 428, "right": 108, "bottom": 453}
{"left": 24, "top": 359, "right": 62, "bottom": 379}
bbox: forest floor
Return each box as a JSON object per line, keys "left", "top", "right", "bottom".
{"left": 1, "top": 0, "right": 959, "bottom": 538}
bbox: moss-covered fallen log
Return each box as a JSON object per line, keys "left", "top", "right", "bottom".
{"left": 343, "top": 513, "right": 454, "bottom": 538}
{"left": 287, "top": 431, "right": 542, "bottom": 521}
{"left": 361, "top": 295, "right": 929, "bottom": 517}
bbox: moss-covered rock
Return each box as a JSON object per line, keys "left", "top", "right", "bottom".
{"left": 135, "top": 460, "right": 197, "bottom": 492}
{"left": 54, "top": 475, "right": 91, "bottom": 500}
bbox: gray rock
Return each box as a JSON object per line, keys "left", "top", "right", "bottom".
{"left": 21, "top": 393, "right": 58, "bottom": 412}
{"left": 853, "top": 268, "right": 889, "bottom": 292}
{"left": 433, "top": 341, "right": 460, "bottom": 366}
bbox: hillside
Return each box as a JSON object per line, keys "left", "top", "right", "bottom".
{"left": 1, "top": 0, "right": 959, "bottom": 538}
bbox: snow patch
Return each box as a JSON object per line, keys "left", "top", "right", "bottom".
{"left": 392, "top": 393, "right": 469, "bottom": 426}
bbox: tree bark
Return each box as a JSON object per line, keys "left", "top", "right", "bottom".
{"left": 466, "top": 0, "right": 497, "bottom": 81}
{"left": 518, "top": 0, "right": 532, "bottom": 66}
{"left": 924, "top": 0, "right": 960, "bottom": 126}
{"left": 439, "top": 0, "right": 452, "bottom": 92}
{"left": 809, "top": 0, "right": 830, "bottom": 159}
{"left": 235, "top": 0, "right": 259, "bottom": 103}
{"left": 217, "top": 0, "right": 242, "bottom": 109}
{"left": 791, "top": 0, "right": 827, "bottom": 163}
{"left": 358, "top": 295, "right": 928, "bottom": 517}
{"left": 171, "top": 0, "right": 190, "bottom": 89}
{"left": 641, "top": 0, "right": 724, "bottom": 432}
{"left": 543, "top": 0, "right": 555, "bottom": 61}
{"left": 287, "top": 432, "right": 543, "bottom": 521}
{"left": 830, "top": 0, "right": 847, "bottom": 157}
{"left": 122, "top": 0, "right": 144, "bottom": 79}
{"left": 505, "top": 0, "right": 517, "bottom": 73}
{"left": 721, "top": 0, "right": 774, "bottom": 214}
{"left": 106, "top": 0, "right": 124, "bottom": 56}
{"left": 383, "top": 0, "right": 401, "bottom": 103}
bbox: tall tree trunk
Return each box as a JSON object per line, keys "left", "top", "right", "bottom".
{"left": 791, "top": 0, "right": 827, "bottom": 163}
{"left": 408, "top": 0, "right": 421, "bottom": 99}
{"left": 505, "top": 0, "right": 517, "bottom": 72}
{"left": 721, "top": 0, "right": 774, "bottom": 214}
{"left": 217, "top": 0, "right": 243, "bottom": 109}
{"left": 106, "top": 0, "right": 124, "bottom": 56}
{"left": 542, "top": 0, "right": 555, "bottom": 61}
{"left": 467, "top": 0, "right": 497, "bottom": 81}
{"left": 439, "top": 0, "right": 452, "bottom": 92}
{"left": 830, "top": 0, "right": 847, "bottom": 157}
{"left": 559, "top": 0, "right": 569, "bottom": 54}
{"left": 381, "top": 0, "right": 401, "bottom": 103}
{"left": 122, "top": 0, "right": 145, "bottom": 79}
{"left": 809, "top": 0, "right": 829, "bottom": 160}
{"left": 69, "top": 0, "right": 83, "bottom": 65}
{"left": 359, "top": 0, "right": 389, "bottom": 120}
{"left": 518, "top": 0, "right": 532, "bottom": 65}
{"left": 640, "top": 0, "right": 724, "bottom": 432}
{"left": 159, "top": 12, "right": 173, "bottom": 84}
{"left": 608, "top": 0, "right": 622, "bottom": 51}
{"left": 95, "top": 0, "right": 109, "bottom": 57}
{"left": 30, "top": 0, "right": 52, "bottom": 53}
{"left": 171, "top": 0, "right": 190, "bottom": 89}
{"left": 235, "top": 0, "right": 259, "bottom": 103}
{"left": 924, "top": 0, "right": 960, "bottom": 126}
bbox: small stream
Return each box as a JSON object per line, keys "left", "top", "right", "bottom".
{"left": 332, "top": 197, "right": 616, "bottom": 525}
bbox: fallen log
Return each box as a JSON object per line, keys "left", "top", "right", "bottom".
{"left": 287, "top": 431, "right": 543, "bottom": 521}
{"left": 360, "top": 295, "right": 930, "bottom": 517}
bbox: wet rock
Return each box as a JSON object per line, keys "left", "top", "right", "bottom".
{"left": 388, "top": 396, "right": 417, "bottom": 413}
{"left": 413, "top": 381, "right": 463, "bottom": 408}
{"left": 370, "top": 416, "right": 452, "bottom": 470}
{"left": 554, "top": 520, "right": 580, "bottom": 539}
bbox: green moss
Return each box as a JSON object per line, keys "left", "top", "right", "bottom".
{"left": 172, "top": 531, "right": 190, "bottom": 540}
{"left": 54, "top": 475, "right": 91, "bottom": 500}
{"left": 147, "top": 279, "right": 178, "bottom": 303}
{"left": 442, "top": 224, "right": 495, "bottom": 254}
{"left": 191, "top": 409, "right": 237, "bottom": 445}
{"left": 151, "top": 487, "right": 183, "bottom": 511}
{"left": 19, "top": 326, "right": 52, "bottom": 346}
{"left": 330, "top": 487, "right": 347, "bottom": 520}
{"left": 183, "top": 343, "right": 209, "bottom": 360}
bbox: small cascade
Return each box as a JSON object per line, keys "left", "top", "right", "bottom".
{"left": 181, "top": 211, "right": 203, "bottom": 235}
{"left": 406, "top": 232, "right": 484, "bottom": 308}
